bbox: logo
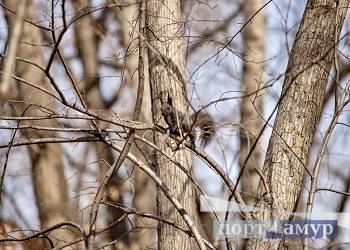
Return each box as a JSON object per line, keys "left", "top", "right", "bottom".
{"left": 200, "top": 195, "right": 347, "bottom": 239}
{"left": 213, "top": 220, "right": 337, "bottom": 239}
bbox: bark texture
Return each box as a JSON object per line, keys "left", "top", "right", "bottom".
{"left": 3, "top": 0, "right": 77, "bottom": 246}
{"left": 146, "top": 0, "right": 199, "bottom": 249}
{"left": 239, "top": 0, "right": 266, "bottom": 206}
{"left": 246, "top": 0, "right": 349, "bottom": 249}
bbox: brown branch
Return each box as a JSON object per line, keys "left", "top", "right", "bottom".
{"left": 0, "top": 221, "right": 85, "bottom": 245}
{"left": 0, "top": 136, "right": 100, "bottom": 149}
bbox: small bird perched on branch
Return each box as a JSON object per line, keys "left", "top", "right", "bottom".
{"left": 160, "top": 102, "right": 216, "bottom": 148}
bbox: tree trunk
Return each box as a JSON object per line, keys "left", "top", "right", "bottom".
{"left": 3, "top": 0, "right": 77, "bottom": 246}
{"left": 146, "top": 0, "right": 200, "bottom": 249}
{"left": 239, "top": 0, "right": 266, "bottom": 206}
{"left": 246, "top": 0, "right": 349, "bottom": 249}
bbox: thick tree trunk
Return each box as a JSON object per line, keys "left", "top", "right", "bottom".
{"left": 239, "top": 0, "right": 266, "bottom": 206}
{"left": 246, "top": 0, "right": 349, "bottom": 249}
{"left": 146, "top": 0, "right": 200, "bottom": 249}
{"left": 3, "top": 0, "right": 77, "bottom": 246}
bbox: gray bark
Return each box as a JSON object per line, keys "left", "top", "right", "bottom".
{"left": 246, "top": 0, "right": 349, "bottom": 249}
{"left": 146, "top": 0, "right": 200, "bottom": 249}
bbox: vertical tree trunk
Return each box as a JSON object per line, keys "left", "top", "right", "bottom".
{"left": 239, "top": 0, "right": 266, "bottom": 206}
{"left": 246, "top": 0, "right": 349, "bottom": 249}
{"left": 3, "top": 0, "right": 77, "bottom": 246}
{"left": 146, "top": 0, "right": 200, "bottom": 249}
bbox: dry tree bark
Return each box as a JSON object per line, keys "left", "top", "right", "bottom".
{"left": 3, "top": 0, "right": 77, "bottom": 246}
{"left": 146, "top": 0, "right": 200, "bottom": 249}
{"left": 239, "top": 0, "right": 266, "bottom": 206}
{"left": 246, "top": 0, "right": 349, "bottom": 249}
